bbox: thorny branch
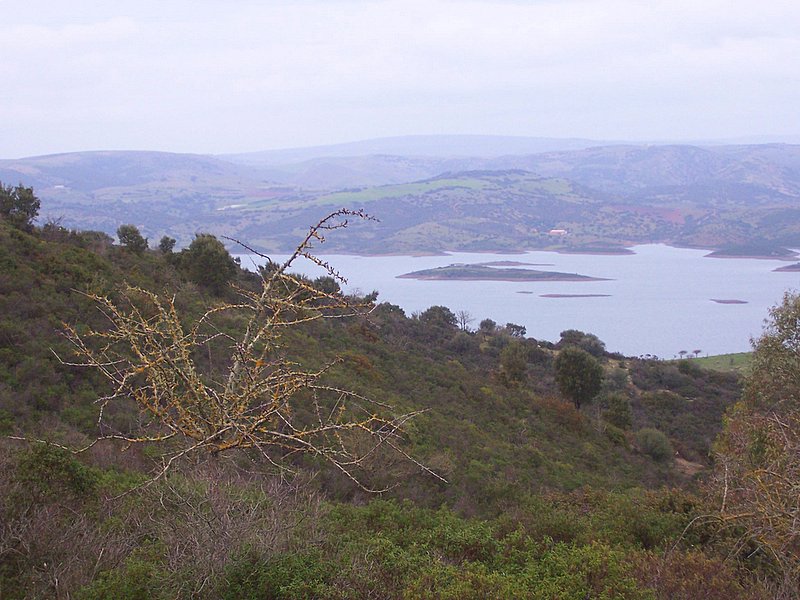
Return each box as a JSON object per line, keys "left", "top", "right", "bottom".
{"left": 47, "top": 209, "right": 443, "bottom": 490}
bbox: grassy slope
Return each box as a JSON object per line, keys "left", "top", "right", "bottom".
{"left": 0, "top": 220, "right": 764, "bottom": 598}
{"left": 690, "top": 352, "right": 753, "bottom": 374}
{"left": 0, "top": 219, "right": 742, "bottom": 498}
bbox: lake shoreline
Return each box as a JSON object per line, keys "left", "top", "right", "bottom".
{"left": 287, "top": 243, "right": 791, "bottom": 260}
{"left": 235, "top": 244, "right": 796, "bottom": 357}
{"left": 399, "top": 274, "right": 611, "bottom": 282}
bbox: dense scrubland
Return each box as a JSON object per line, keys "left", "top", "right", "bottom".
{"left": 0, "top": 196, "right": 797, "bottom": 598}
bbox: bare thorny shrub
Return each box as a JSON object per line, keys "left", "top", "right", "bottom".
{"left": 712, "top": 408, "right": 800, "bottom": 597}
{"left": 48, "top": 209, "right": 441, "bottom": 489}
{"left": 0, "top": 445, "right": 326, "bottom": 599}
{"left": 709, "top": 292, "right": 800, "bottom": 595}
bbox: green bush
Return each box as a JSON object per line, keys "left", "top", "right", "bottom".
{"left": 635, "top": 428, "right": 673, "bottom": 462}
{"left": 15, "top": 444, "right": 98, "bottom": 502}
{"left": 604, "top": 393, "right": 633, "bottom": 430}
{"left": 605, "top": 423, "right": 629, "bottom": 447}
{"left": 77, "top": 546, "right": 170, "bottom": 600}
{"left": 218, "top": 551, "right": 336, "bottom": 600}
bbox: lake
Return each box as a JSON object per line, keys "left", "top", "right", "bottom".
{"left": 236, "top": 245, "right": 800, "bottom": 358}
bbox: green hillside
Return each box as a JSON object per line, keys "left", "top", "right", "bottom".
{"left": 0, "top": 208, "right": 782, "bottom": 597}
{"left": 8, "top": 143, "right": 800, "bottom": 254}
{"left": 690, "top": 352, "right": 752, "bottom": 374}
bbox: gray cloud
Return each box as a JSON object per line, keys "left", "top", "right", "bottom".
{"left": 2, "top": 0, "right": 799, "bottom": 157}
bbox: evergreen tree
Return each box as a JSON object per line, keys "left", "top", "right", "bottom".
{"left": 554, "top": 346, "right": 603, "bottom": 409}
{"left": 116, "top": 224, "right": 148, "bottom": 254}
{"left": 0, "top": 182, "right": 39, "bottom": 231}
{"left": 158, "top": 235, "right": 176, "bottom": 254}
{"left": 178, "top": 233, "right": 237, "bottom": 294}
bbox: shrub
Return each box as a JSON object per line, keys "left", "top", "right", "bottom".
{"left": 605, "top": 423, "right": 628, "bottom": 447}
{"left": 14, "top": 444, "right": 98, "bottom": 502}
{"left": 604, "top": 393, "right": 633, "bottom": 430}
{"left": 635, "top": 428, "right": 673, "bottom": 462}
{"left": 218, "top": 551, "right": 336, "bottom": 600}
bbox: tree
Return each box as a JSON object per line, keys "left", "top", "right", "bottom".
{"left": 505, "top": 322, "right": 526, "bottom": 338}
{"left": 158, "top": 235, "right": 176, "bottom": 254}
{"left": 499, "top": 340, "right": 529, "bottom": 385}
{"left": 54, "top": 210, "right": 439, "bottom": 489}
{"left": 116, "top": 224, "right": 148, "bottom": 254}
{"left": 313, "top": 275, "right": 341, "bottom": 295}
{"left": 418, "top": 305, "right": 457, "bottom": 329}
{"left": 178, "top": 233, "right": 237, "bottom": 294}
{"left": 558, "top": 329, "right": 606, "bottom": 357}
{"left": 0, "top": 182, "right": 39, "bottom": 231}
{"left": 456, "top": 310, "right": 474, "bottom": 332}
{"left": 479, "top": 318, "right": 497, "bottom": 334}
{"left": 712, "top": 292, "right": 800, "bottom": 581}
{"left": 554, "top": 347, "right": 603, "bottom": 409}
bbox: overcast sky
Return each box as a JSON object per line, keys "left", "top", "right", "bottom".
{"left": 2, "top": 0, "right": 799, "bottom": 158}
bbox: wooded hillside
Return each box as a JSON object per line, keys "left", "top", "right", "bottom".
{"left": 0, "top": 213, "right": 786, "bottom": 598}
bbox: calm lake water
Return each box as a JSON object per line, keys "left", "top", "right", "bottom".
{"left": 236, "top": 245, "right": 800, "bottom": 358}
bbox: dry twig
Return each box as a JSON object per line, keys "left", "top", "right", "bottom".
{"left": 48, "top": 209, "right": 442, "bottom": 490}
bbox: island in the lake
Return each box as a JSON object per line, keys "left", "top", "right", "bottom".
{"left": 774, "top": 262, "right": 800, "bottom": 272}
{"left": 554, "top": 245, "right": 635, "bottom": 256}
{"left": 706, "top": 244, "right": 798, "bottom": 260}
{"left": 397, "top": 264, "right": 608, "bottom": 282}
{"left": 540, "top": 293, "right": 612, "bottom": 298}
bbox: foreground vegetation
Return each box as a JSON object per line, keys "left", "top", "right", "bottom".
{"left": 0, "top": 198, "right": 795, "bottom": 597}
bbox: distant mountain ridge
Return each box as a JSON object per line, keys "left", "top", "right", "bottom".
{"left": 0, "top": 150, "right": 256, "bottom": 190}
{"left": 2, "top": 137, "right": 800, "bottom": 253}
{"left": 221, "top": 134, "right": 614, "bottom": 164}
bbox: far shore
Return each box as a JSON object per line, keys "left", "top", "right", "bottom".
{"left": 705, "top": 253, "right": 798, "bottom": 261}
{"left": 237, "top": 243, "right": 800, "bottom": 263}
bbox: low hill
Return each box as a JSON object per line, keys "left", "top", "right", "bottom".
{"left": 497, "top": 144, "right": 800, "bottom": 205}
{"left": 0, "top": 150, "right": 305, "bottom": 245}
{"left": 4, "top": 141, "right": 800, "bottom": 253}
{"left": 0, "top": 217, "right": 764, "bottom": 598}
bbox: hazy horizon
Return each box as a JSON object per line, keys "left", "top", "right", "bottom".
{"left": 5, "top": 132, "right": 800, "bottom": 163}
{"left": 4, "top": 1, "right": 800, "bottom": 159}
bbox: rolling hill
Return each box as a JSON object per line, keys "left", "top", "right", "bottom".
{"left": 3, "top": 139, "right": 800, "bottom": 253}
